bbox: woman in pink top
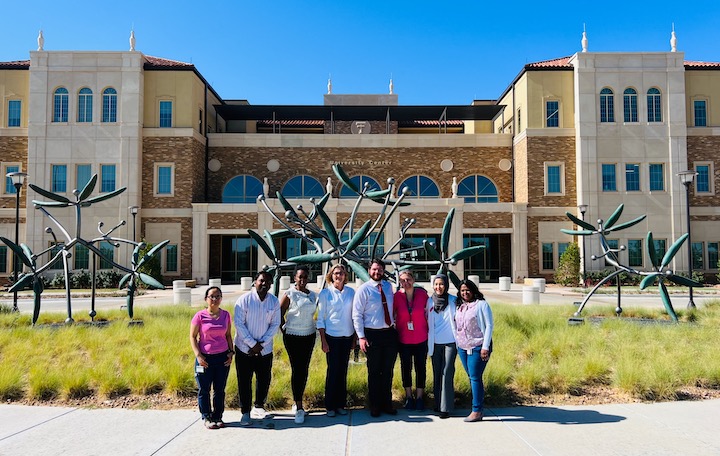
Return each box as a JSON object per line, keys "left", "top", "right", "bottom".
{"left": 190, "top": 286, "right": 234, "bottom": 429}
{"left": 393, "top": 270, "right": 429, "bottom": 410}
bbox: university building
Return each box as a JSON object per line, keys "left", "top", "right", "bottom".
{"left": 1, "top": 31, "right": 719, "bottom": 285}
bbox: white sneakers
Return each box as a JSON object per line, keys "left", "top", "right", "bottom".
{"left": 250, "top": 407, "right": 267, "bottom": 420}
{"left": 239, "top": 413, "right": 251, "bottom": 426}
{"left": 294, "top": 408, "right": 306, "bottom": 424}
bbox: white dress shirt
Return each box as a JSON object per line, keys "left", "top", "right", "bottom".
{"left": 352, "top": 279, "right": 394, "bottom": 338}
{"left": 317, "top": 285, "right": 356, "bottom": 337}
{"left": 233, "top": 288, "right": 281, "bottom": 356}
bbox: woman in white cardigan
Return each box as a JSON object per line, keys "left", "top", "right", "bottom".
{"left": 426, "top": 274, "right": 457, "bottom": 419}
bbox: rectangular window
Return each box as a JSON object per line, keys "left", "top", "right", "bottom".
{"left": 7, "top": 100, "right": 21, "bottom": 127}
{"left": 602, "top": 164, "right": 617, "bottom": 191}
{"left": 692, "top": 242, "right": 704, "bottom": 270}
{"left": 166, "top": 244, "right": 178, "bottom": 273}
{"left": 0, "top": 246, "right": 7, "bottom": 273}
{"left": 695, "top": 164, "right": 711, "bottom": 193}
{"left": 708, "top": 242, "right": 719, "bottom": 270}
{"left": 558, "top": 242, "right": 569, "bottom": 262}
{"left": 77, "top": 91, "right": 92, "bottom": 123}
{"left": 48, "top": 242, "right": 64, "bottom": 270}
{"left": 653, "top": 239, "right": 667, "bottom": 262}
{"left": 628, "top": 239, "right": 643, "bottom": 267}
{"left": 545, "top": 100, "right": 559, "bottom": 127}
{"left": 542, "top": 243, "right": 554, "bottom": 270}
{"left": 156, "top": 164, "right": 173, "bottom": 195}
{"left": 600, "top": 92, "right": 614, "bottom": 123}
{"left": 517, "top": 108, "right": 521, "bottom": 131}
{"left": 159, "top": 101, "right": 173, "bottom": 128}
{"left": 101, "top": 164, "right": 116, "bottom": 192}
{"left": 626, "top": 164, "right": 640, "bottom": 191}
{"left": 605, "top": 239, "right": 619, "bottom": 266}
{"left": 52, "top": 164, "right": 68, "bottom": 193}
{"left": 4, "top": 164, "right": 20, "bottom": 194}
{"left": 76, "top": 164, "right": 92, "bottom": 191}
{"left": 694, "top": 100, "right": 707, "bottom": 127}
{"left": 545, "top": 163, "right": 563, "bottom": 194}
{"left": 74, "top": 244, "right": 89, "bottom": 270}
{"left": 99, "top": 241, "right": 114, "bottom": 270}
{"left": 649, "top": 163, "right": 664, "bottom": 191}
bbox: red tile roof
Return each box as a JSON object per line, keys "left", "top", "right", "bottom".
{"left": 143, "top": 55, "right": 194, "bottom": 69}
{"left": 400, "top": 120, "right": 465, "bottom": 126}
{"left": 685, "top": 60, "right": 720, "bottom": 69}
{"left": 257, "top": 120, "right": 324, "bottom": 126}
{"left": 0, "top": 60, "right": 30, "bottom": 69}
{"left": 525, "top": 56, "right": 573, "bottom": 69}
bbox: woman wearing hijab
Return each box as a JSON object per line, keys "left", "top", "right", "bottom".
{"left": 426, "top": 274, "right": 457, "bottom": 419}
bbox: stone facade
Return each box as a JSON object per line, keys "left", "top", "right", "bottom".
{"left": 208, "top": 213, "right": 258, "bottom": 229}
{"left": 463, "top": 212, "right": 513, "bottom": 228}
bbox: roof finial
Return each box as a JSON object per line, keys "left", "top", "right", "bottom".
{"left": 327, "top": 74, "right": 332, "bottom": 94}
{"left": 129, "top": 29, "right": 136, "bottom": 51}
{"left": 389, "top": 74, "right": 393, "bottom": 94}
{"left": 581, "top": 24, "right": 588, "bottom": 52}
{"left": 670, "top": 23, "right": 677, "bottom": 52}
{"left": 37, "top": 29, "right": 44, "bottom": 51}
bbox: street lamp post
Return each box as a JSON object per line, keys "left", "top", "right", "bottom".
{"left": 578, "top": 204, "right": 588, "bottom": 287}
{"left": 6, "top": 171, "right": 27, "bottom": 312}
{"left": 129, "top": 206, "right": 139, "bottom": 242}
{"left": 678, "top": 170, "right": 698, "bottom": 309}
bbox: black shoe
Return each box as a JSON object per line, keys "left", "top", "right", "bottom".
{"left": 416, "top": 397, "right": 425, "bottom": 411}
{"left": 383, "top": 406, "right": 398, "bottom": 416}
{"left": 439, "top": 411, "right": 450, "bottom": 419}
{"left": 404, "top": 397, "right": 415, "bottom": 409}
{"left": 370, "top": 407, "right": 381, "bottom": 418}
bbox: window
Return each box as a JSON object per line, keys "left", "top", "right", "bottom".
{"left": 398, "top": 175, "right": 440, "bottom": 198}
{"left": 708, "top": 242, "right": 719, "bottom": 270}
{"left": 159, "top": 100, "right": 172, "bottom": 128}
{"left": 600, "top": 88, "right": 614, "bottom": 123}
{"left": 339, "top": 175, "right": 381, "bottom": 198}
{"left": 695, "top": 163, "right": 712, "bottom": 194}
{"left": 602, "top": 164, "right": 617, "bottom": 191}
{"left": 165, "top": 244, "right": 178, "bottom": 273}
{"left": 3, "top": 164, "right": 20, "bottom": 194}
{"left": 399, "top": 234, "right": 440, "bottom": 282}
{"left": 653, "top": 239, "right": 667, "bottom": 262}
{"left": 545, "top": 163, "right": 564, "bottom": 195}
{"left": 74, "top": 244, "right": 89, "bottom": 270}
{"left": 222, "top": 175, "right": 264, "bottom": 203}
{"left": 692, "top": 242, "right": 704, "bottom": 270}
{"left": 48, "top": 242, "right": 64, "bottom": 270}
{"left": 99, "top": 241, "right": 115, "bottom": 270}
{"left": 155, "top": 164, "right": 174, "bottom": 196}
{"left": 625, "top": 164, "right": 640, "bottom": 191}
{"left": 545, "top": 100, "right": 559, "bottom": 127}
{"left": 52, "top": 164, "right": 67, "bottom": 192}
{"left": 77, "top": 88, "right": 93, "bottom": 123}
{"left": 628, "top": 239, "right": 643, "bottom": 267}
{"left": 647, "top": 88, "right": 662, "bottom": 122}
{"left": 605, "top": 239, "right": 619, "bottom": 266}
{"left": 220, "top": 235, "right": 258, "bottom": 283}
{"left": 649, "top": 163, "right": 664, "bottom": 191}
{"left": 100, "top": 164, "right": 116, "bottom": 192}
{"left": 282, "top": 175, "right": 325, "bottom": 199}
{"left": 0, "top": 246, "right": 7, "bottom": 273}
{"left": 102, "top": 88, "right": 117, "bottom": 122}
{"left": 53, "top": 87, "right": 69, "bottom": 122}
{"left": 623, "top": 88, "right": 638, "bottom": 123}
{"left": 516, "top": 108, "right": 521, "bottom": 131}
{"left": 7, "top": 100, "right": 21, "bottom": 127}
{"left": 462, "top": 235, "right": 500, "bottom": 281}
{"left": 282, "top": 236, "right": 324, "bottom": 280}
{"left": 693, "top": 100, "right": 707, "bottom": 127}
{"left": 457, "top": 175, "right": 499, "bottom": 203}
{"left": 76, "top": 164, "right": 92, "bottom": 191}
{"left": 542, "top": 243, "right": 554, "bottom": 270}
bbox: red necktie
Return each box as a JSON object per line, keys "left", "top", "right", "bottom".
{"left": 378, "top": 284, "right": 392, "bottom": 327}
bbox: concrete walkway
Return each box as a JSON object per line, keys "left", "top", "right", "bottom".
{"left": 2, "top": 400, "right": 719, "bottom": 455}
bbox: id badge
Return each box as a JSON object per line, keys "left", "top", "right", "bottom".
{"left": 195, "top": 365, "right": 205, "bottom": 374}
{"left": 407, "top": 321, "right": 414, "bottom": 331}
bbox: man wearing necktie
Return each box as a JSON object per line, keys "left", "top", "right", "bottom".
{"left": 352, "top": 258, "right": 398, "bottom": 417}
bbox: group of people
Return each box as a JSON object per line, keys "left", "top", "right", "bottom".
{"left": 189, "top": 259, "right": 494, "bottom": 429}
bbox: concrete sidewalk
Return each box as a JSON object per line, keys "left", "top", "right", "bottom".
{"left": 1, "top": 400, "right": 719, "bottom": 455}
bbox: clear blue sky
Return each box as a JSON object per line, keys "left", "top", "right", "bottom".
{"left": 3, "top": 1, "right": 720, "bottom": 105}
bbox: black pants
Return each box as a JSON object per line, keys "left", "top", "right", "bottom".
{"left": 364, "top": 327, "right": 398, "bottom": 409}
{"left": 234, "top": 347, "right": 273, "bottom": 414}
{"left": 398, "top": 342, "right": 428, "bottom": 389}
{"left": 283, "top": 333, "right": 316, "bottom": 403}
{"left": 195, "top": 351, "right": 230, "bottom": 421}
{"left": 325, "top": 335, "right": 353, "bottom": 411}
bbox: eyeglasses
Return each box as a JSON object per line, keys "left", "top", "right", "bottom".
{"left": 207, "top": 295, "right": 222, "bottom": 300}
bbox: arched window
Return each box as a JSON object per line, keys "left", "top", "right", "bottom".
{"left": 339, "top": 175, "right": 381, "bottom": 198}
{"left": 222, "top": 175, "right": 264, "bottom": 203}
{"left": 282, "top": 175, "right": 325, "bottom": 199}
{"left": 53, "top": 87, "right": 69, "bottom": 122}
{"left": 600, "top": 88, "right": 614, "bottom": 123}
{"left": 623, "top": 88, "right": 638, "bottom": 123}
{"left": 102, "top": 88, "right": 117, "bottom": 123}
{"left": 77, "top": 88, "right": 93, "bottom": 123}
{"left": 457, "top": 175, "right": 499, "bottom": 203}
{"left": 647, "top": 88, "right": 662, "bottom": 122}
{"left": 398, "top": 175, "right": 440, "bottom": 198}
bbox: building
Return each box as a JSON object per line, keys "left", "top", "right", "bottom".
{"left": 1, "top": 31, "right": 719, "bottom": 285}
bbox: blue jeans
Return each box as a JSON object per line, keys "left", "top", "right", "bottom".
{"left": 195, "top": 351, "right": 231, "bottom": 421}
{"left": 458, "top": 347, "right": 489, "bottom": 413}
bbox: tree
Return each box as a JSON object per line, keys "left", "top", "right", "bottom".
{"left": 554, "top": 242, "right": 580, "bottom": 286}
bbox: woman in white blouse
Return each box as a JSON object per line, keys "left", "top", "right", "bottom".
{"left": 317, "top": 263, "right": 356, "bottom": 417}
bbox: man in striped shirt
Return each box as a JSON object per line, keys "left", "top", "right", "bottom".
{"left": 234, "top": 271, "right": 281, "bottom": 426}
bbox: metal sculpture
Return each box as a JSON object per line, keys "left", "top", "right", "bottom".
{"left": 563, "top": 204, "right": 703, "bottom": 322}
{"left": 0, "top": 174, "right": 167, "bottom": 325}
{"left": 250, "top": 164, "right": 485, "bottom": 293}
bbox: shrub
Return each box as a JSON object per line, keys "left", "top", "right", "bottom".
{"left": 49, "top": 272, "right": 66, "bottom": 289}
{"left": 554, "top": 242, "right": 580, "bottom": 286}
{"left": 95, "top": 270, "right": 123, "bottom": 288}
{"left": 70, "top": 270, "right": 92, "bottom": 289}
{"left": 137, "top": 241, "right": 163, "bottom": 288}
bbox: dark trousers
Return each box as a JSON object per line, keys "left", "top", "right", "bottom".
{"left": 431, "top": 343, "right": 457, "bottom": 413}
{"left": 234, "top": 347, "right": 273, "bottom": 414}
{"left": 398, "top": 341, "right": 428, "bottom": 389}
{"left": 283, "top": 333, "right": 316, "bottom": 403}
{"left": 195, "top": 351, "right": 231, "bottom": 421}
{"left": 364, "top": 327, "right": 398, "bottom": 410}
{"left": 325, "top": 335, "right": 353, "bottom": 411}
